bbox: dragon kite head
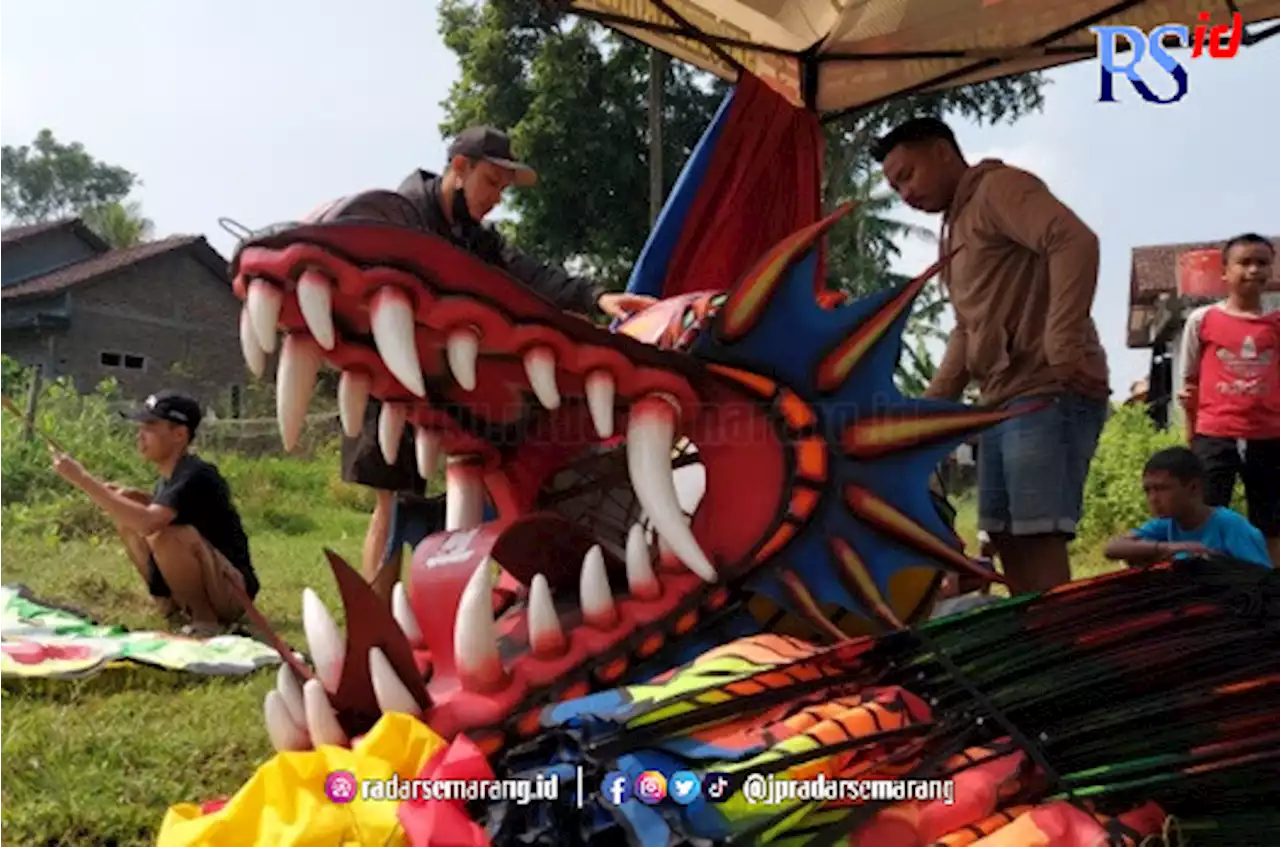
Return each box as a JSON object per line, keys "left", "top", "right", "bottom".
{"left": 233, "top": 197, "right": 1030, "bottom": 758}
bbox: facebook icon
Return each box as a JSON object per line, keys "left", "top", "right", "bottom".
{"left": 602, "top": 771, "right": 632, "bottom": 805}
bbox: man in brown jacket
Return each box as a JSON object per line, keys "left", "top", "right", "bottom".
{"left": 874, "top": 117, "right": 1111, "bottom": 595}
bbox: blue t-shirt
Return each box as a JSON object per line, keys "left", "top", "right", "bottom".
{"left": 1133, "top": 507, "right": 1273, "bottom": 568}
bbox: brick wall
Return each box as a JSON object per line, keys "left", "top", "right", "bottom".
{"left": 60, "top": 251, "right": 248, "bottom": 409}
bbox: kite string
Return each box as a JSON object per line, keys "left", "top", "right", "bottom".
{"left": 909, "top": 625, "right": 1067, "bottom": 795}
{"left": 1138, "top": 814, "right": 1185, "bottom": 847}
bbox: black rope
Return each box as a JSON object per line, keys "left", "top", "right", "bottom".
{"left": 216, "top": 216, "right": 254, "bottom": 242}
{"left": 908, "top": 623, "right": 1066, "bottom": 793}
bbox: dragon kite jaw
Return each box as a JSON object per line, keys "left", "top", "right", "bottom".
{"left": 232, "top": 201, "right": 1028, "bottom": 759}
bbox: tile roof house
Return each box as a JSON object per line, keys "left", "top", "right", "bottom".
{"left": 1126, "top": 235, "right": 1280, "bottom": 349}
{"left": 1, "top": 217, "right": 249, "bottom": 408}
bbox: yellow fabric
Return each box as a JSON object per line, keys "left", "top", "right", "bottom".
{"left": 157, "top": 712, "right": 447, "bottom": 847}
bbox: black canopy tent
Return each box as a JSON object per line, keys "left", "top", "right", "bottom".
{"left": 551, "top": 0, "right": 1280, "bottom": 120}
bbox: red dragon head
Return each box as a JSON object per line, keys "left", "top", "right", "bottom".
{"left": 232, "top": 196, "right": 1027, "bottom": 759}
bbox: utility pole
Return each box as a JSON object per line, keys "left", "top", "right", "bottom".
{"left": 648, "top": 49, "right": 667, "bottom": 226}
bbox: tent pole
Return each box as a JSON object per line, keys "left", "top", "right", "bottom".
{"left": 649, "top": 49, "right": 667, "bottom": 226}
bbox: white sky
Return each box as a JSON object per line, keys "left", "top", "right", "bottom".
{"left": 3, "top": 1, "right": 1278, "bottom": 398}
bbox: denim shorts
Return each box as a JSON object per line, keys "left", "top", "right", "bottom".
{"left": 977, "top": 393, "right": 1107, "bottom": 537}
{"left": 382, "top": 495, "right": 496, "bottom": 563}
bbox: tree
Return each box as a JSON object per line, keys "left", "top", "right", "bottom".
{"left": 439, "top": 0, "right": 727, "bottom": 283}
{"left": 438, "top": 2, "right": 1048, "bottom": 390}
{"left": 1, "top": 129, "right": 139, "bottom": 225}
{"left": 81, "top": 200, "right": 155, "bottom": 249}
{"left": 439, "top": 3, "right": 1045, "bottom": 286}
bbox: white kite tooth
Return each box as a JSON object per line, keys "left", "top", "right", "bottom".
{"left": 585, "top": 370, "right": 615, "bottom": 439}
{"left": 580, "top": 544, "right": 616, "bottom": 627}
{"left": 275, "top": 664, "right": 306, "bottom": 728}
{"left": 276, "top": 334, "right": 322, "bottom": 452}
{"left": 522, "top": 346, "right": 560, "bottom": 410}
{"left": 302, "top": 678, "right": 349, "bottom": 747}
{"left": 265, "top": 690, "right": 311, "bottom": 752}
{"left": 239, "top": 308, "right": 266, "bottom": 378}
{"left": 453, "top": 559, "right": 505, "bottom": 691}
{"left": 296, "top": 269, "right": 335, "bottom": 351}
{"left": 446, "top": 327, "right": 480, "bottom": 392}
{"left": 370, "top": 287, "right": 425, "bottom": 397}
{"left": 246, "top": 278, "right": 282, "bottom": 354}
{"left": 301, "top": 588, "right": 345, "bottom": 693}
{"left": 626, "top": 523, "right": 660, "bottom": 600}
{"left": 392, "top": 581, "right": 423, "bottom": 646}
{"left": 337, "top": 371, "right": 371, "bottom": 438}
{"left": 378, "top": 402, "right": 408, "bottom": 465}
{"left": 369, "top": 647, "right": 423, "bottom": 716}
{"left": 626, "top": 396, "right": 717, "bottom": 583}
{"left": 527, "top": 574, "right": 565, "bottom": 657}
{"left": 445, "top": 457, "right": 486, "bottom": 531}
{"left": 414, "top": 428, "right": 440, "bottom": 480}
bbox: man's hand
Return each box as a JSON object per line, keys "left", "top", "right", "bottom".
{"left": 49, "top": 449, "right": 90, "bottom": 488}
{"left": 597, "top": 292, "right": 658, "bottom": 320}
{"left": 1164, "top": 541, "right": 1214, "bottom": 558}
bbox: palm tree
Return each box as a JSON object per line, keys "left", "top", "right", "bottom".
{"left": 82, "top": 201, "right": 154, "bottom": 249}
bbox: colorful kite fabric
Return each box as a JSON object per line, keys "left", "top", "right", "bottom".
{"left": 1, "top": 584, "right": 283, "bottom": 678}
{"left": 158, "top": 712, "right": 451, "bottom": 847}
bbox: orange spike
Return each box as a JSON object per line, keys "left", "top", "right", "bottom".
{"left": 779, "top": 570, "right": 851, "bottom": 642}
{"left": 815, "top": 247, "right": 959, "bottom": 393}
{"left": 842, "top": 404, "right": 1047, "bottom": 460}
{"left": 844, "top": 484, "right": 1005, "bottom": 583}
{"left": 706, "top": 363, "right": 778, "bottom": 398}
{"left": 776, "top": 387, "right": 818, "bottom": 430}
{"left": 828, "top": 536, "right": 906, "bottom": 631}
{"left": 718, "top": 203, "right": 855, "bottom": 342}
{"left": 753, "top": 521, "right": 800, "bottom": 564}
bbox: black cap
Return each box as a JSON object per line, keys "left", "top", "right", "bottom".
{"left": 446, "top": 126, "right": 537, "bottom": 188}
{"left": 121, "top": 390, "right": 202, "bottom": 434}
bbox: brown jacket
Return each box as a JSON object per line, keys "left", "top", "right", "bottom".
{"left": 927, "top": 159, "right": 1110, "bottom": 408}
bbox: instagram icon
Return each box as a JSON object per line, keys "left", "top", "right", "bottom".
{"left": 634, "top": 770, "right": 668, "bottom": 805}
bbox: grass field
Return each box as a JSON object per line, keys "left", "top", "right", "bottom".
{"left": 0, "top": 495, "right": 371, "bottom": 846}
{"left": 0, "top": 487, "right": 1119, "bottom": 845}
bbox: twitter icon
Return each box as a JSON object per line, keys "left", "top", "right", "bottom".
{"left": 668, "top": 770, "right": 702, "bottom": 805}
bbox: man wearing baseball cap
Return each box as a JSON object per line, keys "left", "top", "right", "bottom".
{"left": 50, "top": 390, "right": 258, "bottom": 636}
{"left": 332, "top": 124, "right": 658, "bottom": 581}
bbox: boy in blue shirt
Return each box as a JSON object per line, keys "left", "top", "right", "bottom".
{"left": 1105, "top": 447, "right": 1273, "bottom": 568}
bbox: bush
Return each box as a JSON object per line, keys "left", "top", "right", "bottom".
{"left": 1076, "top": 404, "right": 1246, "bottom": 546}
{"left": 0, "top": 357, "right": 367, "bottom": 541}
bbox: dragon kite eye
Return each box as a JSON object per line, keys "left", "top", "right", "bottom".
{"left": 682, "top": 308, "right": 696, "bottom": 329}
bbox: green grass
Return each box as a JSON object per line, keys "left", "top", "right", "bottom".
{"left": 1, "top": 486, "right": 1115, "bottom": 845}
{"left": 951, "top": 495, "right": 1121, "bottom": 590}
{"left": 1, "top": 502, "right": 370, "bottom": 846}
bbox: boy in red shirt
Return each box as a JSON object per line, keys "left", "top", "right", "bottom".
{"left": 1177, "top": 233, "right": 1280, "bottom": 564}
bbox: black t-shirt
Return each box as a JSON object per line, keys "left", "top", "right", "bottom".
{"left": 154, "top": 454, "right": 258, "bottom": 596}
{"left": 339, "top": 399, "right": 427, "bottom": 496}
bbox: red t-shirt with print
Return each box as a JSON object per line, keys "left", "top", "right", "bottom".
{"left": 1181, "top": 304, "right": 1280, "bottom": 439}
